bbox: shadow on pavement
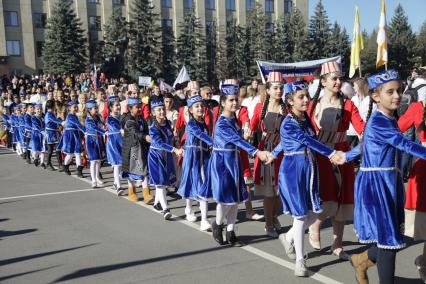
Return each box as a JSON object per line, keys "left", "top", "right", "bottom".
{"left": 51, "top": 245, "right": 231, "bottom": 283}
{"left": 394, "top": 276, "right": 423, "bottom": 283}
{"left": 0, "top": 228, "right": 38, "bottom": 238}
{"left": 0, "top": 218, "right": 10, "bottom": 222}
{"left": 0, "top": 243, "right": 98, "bottom": 266}
{"left": 0, "top": 265, "right": 60, "bottom": 282}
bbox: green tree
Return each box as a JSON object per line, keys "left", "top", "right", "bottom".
{"left": 290, "top": 7, "right": 308, "bottom": 62}
{"left": 359, "top": 29, "right": 378, "bottom": 76}
{"left": 103, "top": 8, "right": 128, "bottom": 60}
{"left": 416, "top": 22, "right": 426, "bottom": 66}
{"left": 327, "top": 22, "right": 350, "bottom": 70}
{"left": 42, "top": 0, "right": 87, "bottom": 73}
{"left": 305, "top": 0, "right": 330, "bottom": 60}
{"left": 246, "top": 2, "right": 267, "bottom": 77}
{"left": 176, "top": 8, "right": 208, "bottom": 84}
{"left": 127, "top": 0, "right": 162, "bottom": 80}
{"left": 226, "top": 20, "right": 249, "bottom": 82}
{"left": 388, "top": 4, "right": 416, "bottom": 78}
{"left": 161, "top": 22, "right": 178, "bottom": 84}
{"left": 273, "top": 14, "right": 292, "bottom": 63}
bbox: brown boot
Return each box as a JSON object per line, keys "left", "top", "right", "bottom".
{"left": 350, "top": 250, "right": 376, "bottom": 284}
{"left": 127, "top": 186, "right": 139, "bottom": 202}
{"left": 142, "top": 188, "right": 154, "bottom": 205}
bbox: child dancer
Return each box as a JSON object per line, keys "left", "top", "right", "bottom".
{"left": 11, "top": 105, "right": 22, "bottom": 155}
{"left": 149, "top": 98, "right": 183, "bottom": 220}
{"left": 200, "top": 84, "right": 270, "bottom": 246}
{"left": 44, "top": 100, "right": 64, "bottom": 171}
{"left": 18, "top": 104, "right": 27, "bottom": 159}
{"left": 23, "top": 103, "right": 34, "bottom": 164}
{"left": 177, "top": 95, "right": 213, "bottom": 231}
{"left": 266, "top": 81, "right": 344, "bottom": 276}
{"left": 106, "top": 96, "right": 123, "bottom": 193}
{"left": 121, "top": 97, "right": 153, "bottom": 203}
{"left": 346, "top": 70, "right": 426, "bottom": 284}
{"left": 60, "top": 100, "right": 86, "bottom": 177}
{"left": 85, "top": 100, "right": 106, "bottom": 188}
{"left": 29, "top": 104, "right": 47, "bottom": 168}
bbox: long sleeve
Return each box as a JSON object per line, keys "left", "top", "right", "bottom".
{"left": 149, "top": 125, "right": 174, "bottom": 152}
{"left": 220, "top": 122, "right": 257, "bottom": 156}
{"left": 188, "top": 120, "right": 213, "bottom": 146}
{"left": 285, "top": 120, "right": 335, "bottom": 158}
{"left": 175, "top": 107, "right": 186, "bottom": 131}
{"left": 69, "top": 115, "right": 86, "bottom": 133}
{"left": 349, "top": 100, "right": 365, "bottom": 134}
{"left": 46, "top": 112, "right": 63, "bottom": 126}
{"left": 249, "top": 103, "right": 262, "bottom": 132}
{"left": 345, "top": 144, "right": 361, "bottom": 162}
{"left": 398, "top": 102, "right": 420, "bottom": 132}
{"left": 272, "top": 143, "right": 283, "bottom": 158}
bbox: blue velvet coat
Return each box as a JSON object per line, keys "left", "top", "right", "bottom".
{"left": 44, "top": 112, "right": 62, "bottom": 144}
{"left": 29, "top": 115, "right": 46, "bottom": 152}
{"left": 10, "top": 114, "right": 21, "bottom": 144}
{"left": 346, "top": 110, "right": 426, "bottom": 249}
{"left": 24, "top": 113, "right": 32, "bottom": 138}
{"left": 272, "top": 115, "right": 334, "bottom": 217}
{"left": 85, "top": 115, "right": 106, "bottom": 161}
{"left": 148, "top": 122, "right": 176, "bottom": 186}
{"left": 200, "top": 115, "right": 257, "bottom": 204}
{"left": 18, "top": 115, "right": 26, "bottom": 147}
{"left": 58, "top": 114, "right": 85, "bottom": 154}
{"left": 106, "top": 115, "right": 122, "bottom": 166}
{"left": 178, "top": 119, "right": 213, "bottom": 200}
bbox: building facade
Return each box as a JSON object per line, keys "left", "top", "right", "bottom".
{"left": 0, "top": 0, "right": 309, "bottom": 75}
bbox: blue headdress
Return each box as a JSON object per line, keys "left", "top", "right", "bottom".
{"left": 127, "top": 97, "right": 141, "bottom": 106}
{"left": 34, "top": 104, "right": 43, "bottom": 109}
{"left": 85, "top": 100, "right": 98, "bottom": 109}
{"left": 66, "top": 99, "right": 78, "bottom": 107}
{"left": 187, "top": 95, "right": 203, "bottom": 108}
{"left": 367, "top": 69, "right": 399, "bottom": 90}
{"left": 284, "top": 81, "right": 308, "bottom": 94}
{"left": 220, "top": 84, "right": 239, "bottom": 96}
{"left": 107, "top": 96, "right": 119, "bottom": 103}
{"left": 150, "top": 98, "right": 164, "bottom": 109}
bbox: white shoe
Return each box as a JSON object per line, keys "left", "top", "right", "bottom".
{"left": 91, "top": 181, "right": 97, "bottom": 188}
{"left": 96, "top": 179, "right": 104, "bottom": 186}
{"left": 265, "top": 227, "right": 279, "bottom": 238}
{"left": 279, "top": 234, "right": 296, "bottom": 260}
{"left": 415, "top": 255, "right": 426, "bottom": 283}
{"left": 294, "top": 259, "right": 308, "bottom": 277}
{"left": 200, "top": 220, "right": 212, "bottom": 232}
{"left": 186, "top": 213, "right": 197, "bottom": 222}
{"left": 246, "top": 213, "right": 264, "bottom": 221}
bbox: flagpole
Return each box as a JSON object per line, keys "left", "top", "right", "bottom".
{"left": 359, "top": 65, "right": 362, "bottom": 78}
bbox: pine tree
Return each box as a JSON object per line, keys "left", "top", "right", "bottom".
{"left": 360, "top": 29, "right": 379, "bottom": 76}
{"left": 416, "top": 22, "right": 426, "bottom": 66}
{"left": 273, "top": 14, "right": 292, "bottom": 63}
{"left": 246, "top": 2, "right": 267, "bottom": 77}
{"left": 388, "top": 4, "right": 416, "bottom": 78}
{"left": 161, "top": 23, "right": 177, "bottom": 84}
{"left": 327, "top": 22, "right": 350, "bottom": 69}
{"left": 103, "top": 8, "right": 128, "bottom": 60}
{"left": 290, "top": 7, "right": 308, "bottom": 62}
{"left": 176, "top": 8, "right": 208, "bottom": 84}
{"left": 305, "top": 0, "right": 330, "bottom": 60}
{"left": 127, "top": 0, "right": 162, "bottom": 80}
{"left": 226, "top": 19, "right": 249, "bottom": 82}
{"left": 42, "top": 0, "right": 87, "bottom": 73}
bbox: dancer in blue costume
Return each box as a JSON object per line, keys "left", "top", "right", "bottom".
{"left": 29, "top": 104, "right": 47, "bottom": 168}
{"left": 177, "top": 95, "right": 213, "bottom": 231}
{"left": 18, "top": 104, "right": 26, "bottom": 159}
{"left": 201, "top": 84, "right": 270, "bottom": 246}
{"left": 11, "top": 105, "right": 22, "bottom": 155}
{"left": 266, "top": 81, "right": 344, "bottom": 277}
{"left": 85, "top": 100, "right": 106, "bottom": 188}
{"left": 60, "top": 100, "right": 86, "bottom": 178}
{"left": 23, "top": 102, "right": 34, "bottom": 164}
{"left": 346, "top": 70, "right": 426, "bottom": 284}
{"left": 105, "top": 96, "right": 123, "bottom": 192}
{"left": 44, "top": 100, "right": 65, "bottom": 171}
{"left": 149, "top": 97, "right": 183, "bottom": 220}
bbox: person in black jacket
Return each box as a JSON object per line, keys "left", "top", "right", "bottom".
{"left": 120, "top": 97, "right": 153, "bottom": 204}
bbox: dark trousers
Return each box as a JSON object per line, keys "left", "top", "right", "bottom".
{"left": 368, "top": 245, "right": 397, "bottom": 283}
{"left": 47, "top": 144, "right": 62, "bottom": 167}
{"left": 6, "top": 131, "right": 13, "bottom": 148}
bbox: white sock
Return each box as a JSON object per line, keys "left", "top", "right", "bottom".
{"left": 64, "top": 154, "right": 73, "bottom": 165}
{"left": 113, "top": 165, "right": 121, "bottom": 187}
{"left": 216, "top": 203, "right": 230, "bottom": 226}
{"left": 74, "top": 154, "right": 82, "bottom": 167}
{"left": 90, "top": 161, "right": 96, "bottom": 183}
{"left": 128, "top": 179, "right": 136, "bottom": 188}
{"left": 292, "top": 217, "right": 307, "bottom": 261}
{"left": 185, "top": 199, "right": 192, "bottom": 215}
{"left": 95, "top": 161, "right": 102, "bottom": 182}
{"left": 226, "top": 204, "right": 238, "bottom": 232}
{"left": 199, "top": 200, "right": 208, "bottom": 222}
{"left": 16, "top": 143, "right": 22, "bottom": 154}
{"left": 142, "top": 177, "right": 148, "bottom": 188}
{"left": 40, "top": 152, "right": 45, "bottom": 164}
{"left": 155, "top": 185, "right": 168, "bottom": 210}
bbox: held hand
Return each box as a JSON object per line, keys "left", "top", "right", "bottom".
{"left": 330, "top": 151, "right": 346, "bottom": 165}
{"left": 256, "top": 150, "right": 270, "bottom": 162}
{"left": 145, "top": 135, "right": 151, "bottom": 143}
{"left": 265, "top": 153, "right": 275, "bottom": 165}
{"left": 61, "top": 121, "right": 66, "bottom": 126}
{"left": 120, "top": 129, "right": 125, "bottom": 136}
{"left": 173, "top": 148, "right": 183, "bottom": 157}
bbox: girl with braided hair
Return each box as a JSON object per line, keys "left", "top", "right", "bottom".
{"left": 397, "top": 69, "right": 426, "bottom": 282}
{"left": 345, "top": 70, "right": 426, "bottom": 284}
{"left": 249, "top": 71, "right": 286, "bottom": 238}
{"left": 307, "top": 61, "right": 365, "bottom": 259}
{"left": 266, "top": 81, "right": 344, "bottom": 277}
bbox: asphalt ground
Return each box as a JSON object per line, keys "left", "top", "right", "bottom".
{"left": 0, "top": 145, "right": 423, "bottom": 284}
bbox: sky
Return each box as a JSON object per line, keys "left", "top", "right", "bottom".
{"left": 309, "top": 0, "right": 426, "bottom": 34}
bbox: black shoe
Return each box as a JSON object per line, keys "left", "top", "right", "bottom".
{"left": 47, "top": 163, "right": 56, "bottom": 171}
{"left": 26, "top": 156, "right": 31, "bottom": 164}
{"left": 34, "top": 159, "right": 39, "bottom": 167}
{"left": 226, "top": 230, "right": 243, "bottom": 247}
{"left": 64, "top": 165, "right": 71, "bottom": 175}
{"left": 162, "top": 209, "right": 172, "bottom": 220}
{"left": 212, "top": 222, "right": 225, "bottom": 245}
{"left": 153, "top": 203, "right": 163, "bottom": 212}
{"left": 41, "top": 163, "right": 46, "bottom": 169}
{"left": 77, "top": 166, "right": 84, "bottom": 178}
{"left": 98, "top": 172, "right": 103, "bottom": 180}
{"left": 58, "top": 165, "right": 64, "bottom": 172}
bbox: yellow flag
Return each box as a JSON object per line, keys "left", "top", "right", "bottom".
{"left": 349, "top": 6, "right": 364, "bottom": 78}
{"left": 376, "top": 0, "right": 388, "bottom": 69}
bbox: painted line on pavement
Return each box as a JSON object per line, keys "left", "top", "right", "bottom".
{"left": 0, "top": 188, "right": 101, "bottom": 200}
{"left": 69, "top": 173, "right": 343, "bottom": 284}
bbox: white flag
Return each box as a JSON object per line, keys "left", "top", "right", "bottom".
{"left": 173, "top": 65, "right": 191, "bottom": 88}
{"left": 160, "top": 80, "right": 174, "bottom": 92}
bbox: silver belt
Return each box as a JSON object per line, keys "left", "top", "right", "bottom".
{"left": 65, "top": 128, "right": 77, "bottom": 131}
{"left": 106, "top": 131, "right": 121, "bottom": 136}
{"left": 45, "top": 128, "right": 58, "bottom": 131}
{"left": 213, "top": 147, "right": 239, "bottom": 152}
{"left": 283, "top": 151, "right": 305, "bottom": 156}
{"left": 360, "top": 167, "right": 401, "bottom": 172}
{"left": 185, "top": 145, "right": 209, "bottom": 151}
{"left": 150, "top": 146, "right": 166, "bottom": 151}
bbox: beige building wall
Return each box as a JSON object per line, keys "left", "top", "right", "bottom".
{"left": 0, "top": 0, "right": 308, "bottom": 75}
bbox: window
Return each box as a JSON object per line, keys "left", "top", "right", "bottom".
{"left": 246, "top": 0, "right": 254, "bottom": 11}
{"left": 33, "top": 13, "right": 47, "bottom": 28}
{"left": 88, "top": 0, "right": 100, "bottom": 3}
{"left": 226, "top": 0, "right": 235, "bottom": 11}
{"left": 184, "top": 0, "right": 193, "bottom": 10}
{"left": 89, "top": 16, "right": 101, "bottom": 31}
{"left": 162, "top": 19, "right": 173, "bottom": 30}
{"left": 6, "top": 41, "right": 20, "bottom": 56}
{"left": 265, "top": 0, "right": 274, "bottom": 13}
{"left": 36, "top": 41, "right": 44, "bottom": 57}
{"left": 284, "top": 0, "right": 292, "bottom": 13}
{"left": 205, "top": 0, "right": 215, "bottom": 10}
{"left": 162, "top": 0, "right": 172, "bottom": 8}
{"left": 4, "top": 11, "right": 18, "bottom": 26}
{"left": 113, "top": 0, "right": 125, "bottom": 4}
